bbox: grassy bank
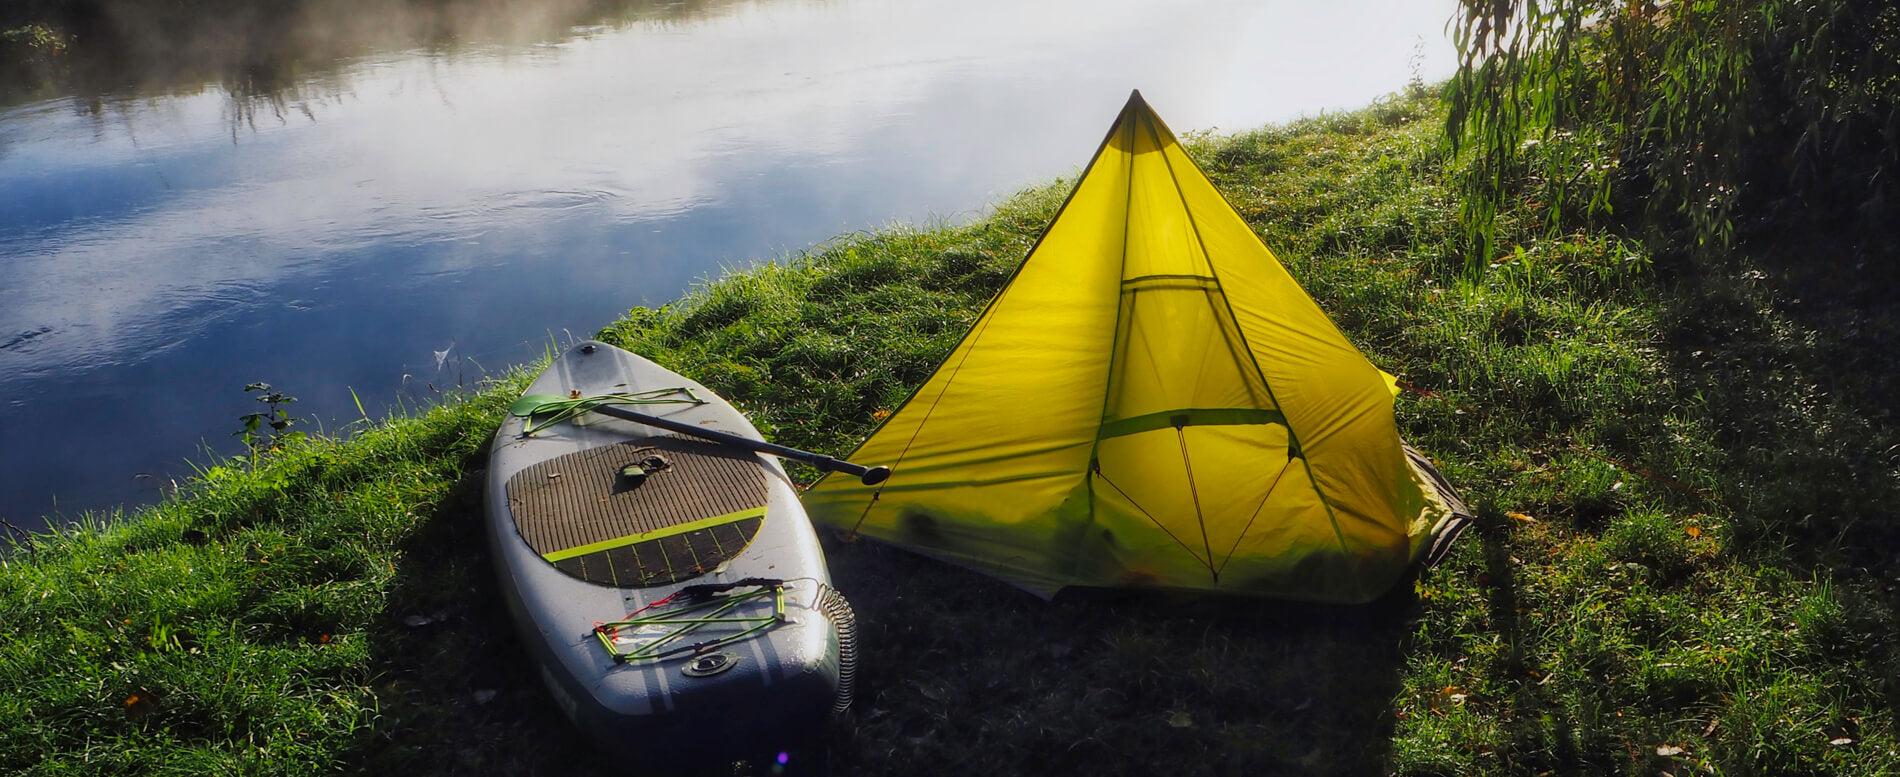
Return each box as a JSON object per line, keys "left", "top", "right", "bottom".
{"left": 4, "top": 90, "right": 1897, "bottom": 775}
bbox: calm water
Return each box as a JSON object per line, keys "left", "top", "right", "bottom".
{"left": 0, "top": 0, "right": 1455, "bottom": 531}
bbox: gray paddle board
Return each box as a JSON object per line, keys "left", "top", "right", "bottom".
{"left": 484, "top": 341, "right": 853, "bottom": 768}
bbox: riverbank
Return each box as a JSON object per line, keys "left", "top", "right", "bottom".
{"left": 4, "top": 91, "right": 1896, "bottom": 775}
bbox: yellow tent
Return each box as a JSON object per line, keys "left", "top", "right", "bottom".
{"left": 804, "top": 92, "right": 1469, "bottom": 603}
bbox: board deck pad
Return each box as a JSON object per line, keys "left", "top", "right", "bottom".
{"left": 505, "top": 435, "right": 769, "bottom": 587}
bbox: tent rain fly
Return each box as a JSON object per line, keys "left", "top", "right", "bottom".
{"left": 803, "top": 91, "right": 1470, "bottom": 603}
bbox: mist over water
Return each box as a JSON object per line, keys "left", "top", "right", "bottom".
{"left": 0, "top": 0, "right": 1457, "bottom": 531}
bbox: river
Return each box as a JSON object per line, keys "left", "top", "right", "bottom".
{"left": 0, "top": 0, "right": 1455, "bottom": 531}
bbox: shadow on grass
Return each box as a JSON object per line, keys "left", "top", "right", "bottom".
{"left": 1467, "top": 507, "right": 1613, "bottom": 776}
{"left": 338, "top": 453, "right": 1418, "bottom": 775}
{"left": 1654, "top": 236, "right": 1900, "bottom": 607}
{"left": 1647, "top": 237, "right": 1900, "bottom": 758}
{"left": 825, "top": 540, "right": 1414, "bottom": 777}
{"left": 1664, "top": 227, "right": 1900, "bottom": 558}
{"left": 338, "top": 451, "right": 614, "bottom": 774}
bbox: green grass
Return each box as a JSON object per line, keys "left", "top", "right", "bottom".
{"left": 4, "top": 90, "right": 1897, "bottom": 775}
{"left": 0, "top": 386, "right": 528, "bottom": 773}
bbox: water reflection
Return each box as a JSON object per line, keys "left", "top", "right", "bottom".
{"left": 2, "top": 0, "right": 757, "bottom": 106}
{"left": 0, "top": 0, "right": 1459, "bottom": 531}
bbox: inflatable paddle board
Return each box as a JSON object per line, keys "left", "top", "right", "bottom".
{"left": 484, "top": 341, "right": 855, "bottom": 769}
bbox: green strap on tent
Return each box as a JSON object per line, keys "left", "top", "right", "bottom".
{"left": 1097, "top": 407, "right": 1290, "bottom": 441}
{"left": 511, "top": 388, "right": 703, "bottom": 436}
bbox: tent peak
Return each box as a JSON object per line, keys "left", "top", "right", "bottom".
{"left": 1104, "top": 90, "right": 1163, "bottom": 151}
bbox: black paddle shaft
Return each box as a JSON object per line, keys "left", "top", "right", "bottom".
{"left": 585, "top": 404, "right": 891, "bottom": 486}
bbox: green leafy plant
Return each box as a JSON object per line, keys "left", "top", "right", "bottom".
{"left": 233, "top": 382, "right": 306, "bottom": 462}
{"left": 1446, "top": 0, "right": 1900, "bottom": 273}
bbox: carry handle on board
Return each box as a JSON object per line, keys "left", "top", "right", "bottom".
{"left": 579, "top": 403, "right": 891, "bottom": 486}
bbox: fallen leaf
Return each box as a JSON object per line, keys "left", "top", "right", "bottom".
{"left": 1166, "top": 710, "right": 1192, "bottom": 728}
{"left": 1686, "top": 525, "right": 1702, "bottom": 538}
{"left": 1506, "top": 511, "right": 1538, "bottom": 523}
{"left": 1656, "top": 745, "right": 1684, "bottom": 756}
{"left": 1429, "top": 686, "right": 1469, "bottom": 712}
{"left": 871, "top": 409, "right": 892, "bottom": 421}
{"left": 122, "top": 689, "right": 160, "bottom": 718}
{"left": 403, "top": 615, "right": 433, "bottom": 628}
{"left": 1830, "top": 737, "right": 1854, "bottom": 746}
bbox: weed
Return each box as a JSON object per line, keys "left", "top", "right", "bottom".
{"left": 232, "top": 382, "right": 305, "bottom": 464}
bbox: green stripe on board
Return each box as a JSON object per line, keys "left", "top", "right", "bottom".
{"left": 540, "top": 506, "right": 768, "bottom": 563}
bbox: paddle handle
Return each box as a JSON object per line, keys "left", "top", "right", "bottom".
{"left": 584, "top": 404, "right": 891, "bottom": 486}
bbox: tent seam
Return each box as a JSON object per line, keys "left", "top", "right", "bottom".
{"left": 1081, "top": 93, "right": 1144, "bottom": 583}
